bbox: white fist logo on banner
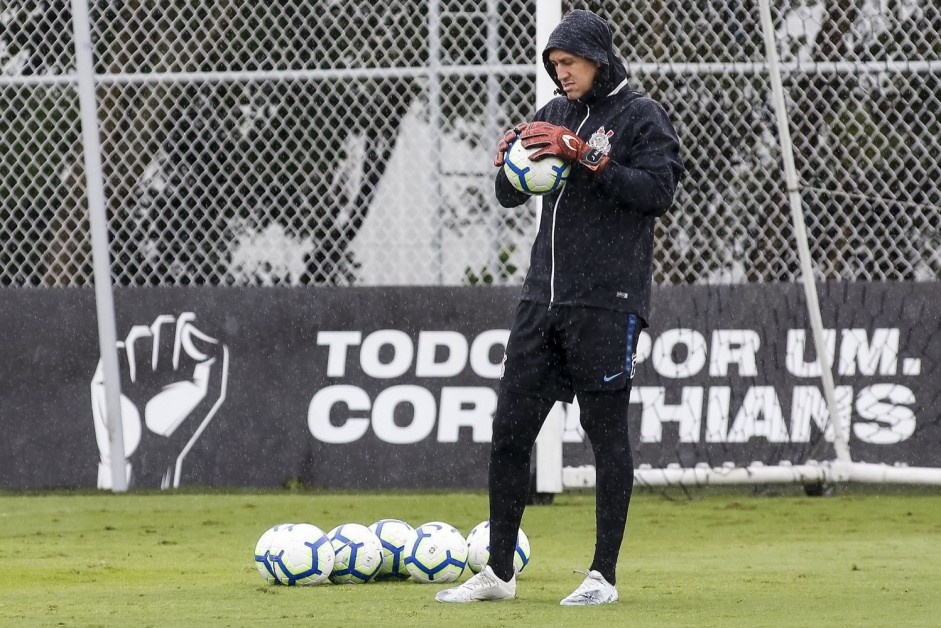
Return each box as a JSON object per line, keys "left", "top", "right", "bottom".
{"left": 91, "top": 313, "right": 229, "bottom": 489}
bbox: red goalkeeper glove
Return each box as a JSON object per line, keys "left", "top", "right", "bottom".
{"left": 493, "top": 123, "right": 530, "bottom": 167}
{"left": 519, "top": 121, "right": 610, "bottom": 172}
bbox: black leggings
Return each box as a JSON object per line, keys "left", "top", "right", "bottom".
{"left": 487, "top": 387, "right": 634, "bottom": 584}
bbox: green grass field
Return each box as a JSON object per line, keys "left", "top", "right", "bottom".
{"left": 1, "top": 487, "right": 939, "bottom": 627}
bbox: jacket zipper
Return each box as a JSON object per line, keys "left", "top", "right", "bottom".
{"left": 549, "top": 105, "right": 593, "bottom": 307}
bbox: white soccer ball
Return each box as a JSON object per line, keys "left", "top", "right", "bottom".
{"left": 254, "top": 523, "right": 292, "bottom": 584}
{"left": 465, "top": 520, "right": 531, "bottom": 577}
{"left": 267, "top": 523, "right": 334, "bottom": 586}
{"left": 328, "top": 523, "right": 383, "bottom": 584}
{"left": 405, "top": 521, "right": 468, "bottom": 584}
{"left": 368, "top": 518, "right": 416, "bottom": 580}
{"left": 503, "top": 137, "right": 571, "bottom": 195}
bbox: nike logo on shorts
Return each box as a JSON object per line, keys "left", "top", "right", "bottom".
{"left": 603, "top": 371, "right": 624, "bottom": 382}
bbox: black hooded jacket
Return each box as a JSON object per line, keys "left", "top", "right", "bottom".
{"left": 495, "top": 10, "right": 684, "bottom": 323}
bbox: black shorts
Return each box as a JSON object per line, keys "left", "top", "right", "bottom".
{"left": 500, "top": 300, "right": 643, "bottom": 403}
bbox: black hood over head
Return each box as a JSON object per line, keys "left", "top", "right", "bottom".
{"left": 542, "top": 10, "right": 629, "bottom": 103}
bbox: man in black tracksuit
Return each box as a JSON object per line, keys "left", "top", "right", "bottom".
{"left": 437, "top": 10, "right": 683, "bottom": 605}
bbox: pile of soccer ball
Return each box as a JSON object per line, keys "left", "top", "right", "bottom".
{"left": 254, "top": 518, "right": 530, "bottom": 586}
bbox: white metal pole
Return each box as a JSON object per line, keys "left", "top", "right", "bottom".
{"left": 532, "top": 1, "right": 561, "bottom": 237}
{"left": 428, "top": 0, "right": 444, "bottom": 284}
{"left": 757, "top": 0, "right": 850, "bottom": 463}
{"left": 486, "top": 0, "right": 502, "bottom": 279}
{"left": 562, "top": 461, "right": 941, "bottom": 489}
{"left": 71, "top": 0, "right": 128, "bottom": 491}
{"left": 5, "top": 59, "right": 939, "bottom": 89}
{"left": 534, "top": 1, "right": 560, "bottom": 109}
{"left": 533, "top": 0, "right": 564, "bottom": 495}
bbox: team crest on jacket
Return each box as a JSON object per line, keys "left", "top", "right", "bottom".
{"left": 588, "top": 127, "right": 614, "bottom": 155}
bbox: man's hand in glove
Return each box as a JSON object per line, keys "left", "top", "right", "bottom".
{"left": 519, "top": 122, "right": 610, "bottom": 172}
{"left": 494, "top": 123, "right": 531, "bottom": 167}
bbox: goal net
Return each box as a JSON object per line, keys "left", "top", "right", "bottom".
{"left": 538, "top": 0, "right": 941, "bottom": 491}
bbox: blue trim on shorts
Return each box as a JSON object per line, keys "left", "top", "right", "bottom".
{"left": 625, "top": 314, "right": 637, "bottom": 376}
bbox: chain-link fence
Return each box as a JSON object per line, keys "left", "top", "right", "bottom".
{"left": 1, "top": 1, "right": 939, "bottom": 288}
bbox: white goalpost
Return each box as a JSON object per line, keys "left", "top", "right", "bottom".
{"left": 532, "top": 0, "right": 566, "bottom": 496}
{"left": 741, "top": 0, "right": 941, "bottom": 488}
{"left": 534, "top": 0, "right": 941, "bottom": 493}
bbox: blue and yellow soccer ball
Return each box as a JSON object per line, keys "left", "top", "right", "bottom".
{"left": 254, "top": 523, "right": 293, "bottom": 584}
{"left": 503, "top": 139, "right": 571, "bottom": 195}
{"left": 328, "top": 523, "right": 383, "bottom": 584}
{"left": 266, "top": 523, "right": 335, "bottom": 586}
{"left": 369, "top": 518, "right": 416, "bottom": 580}
{"left": 465, "top": 520, "right": 531, "bottom": 577}
{"left": 404, "top": 521, "right": 468, "bottom": 584}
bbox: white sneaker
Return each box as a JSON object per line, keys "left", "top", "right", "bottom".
{"left": 559, "top": 569, "right": 618, "bottom": 606}
{"left": 435, "top": 566, "right": 516, "bottom": 603}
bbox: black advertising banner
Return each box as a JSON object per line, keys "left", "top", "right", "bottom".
{"left": 563, "top": 283, "right": 941, "bottom": 472}
{"left": 1, "top": 283, "right": 939, "bottom": 490}
{"left": 1, "top": 287, "right": 517, "bottom": 490}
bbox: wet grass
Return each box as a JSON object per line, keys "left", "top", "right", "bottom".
{"left": 0, "top": 487, "right": 939, "bottom": 626}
